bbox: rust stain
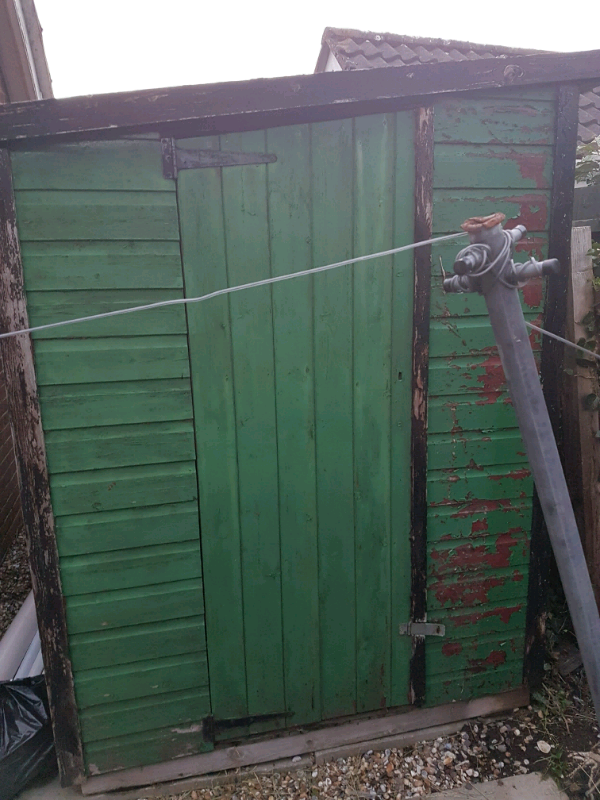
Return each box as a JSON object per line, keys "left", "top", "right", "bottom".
{"left": 450, "top": 603, "right": 523, "bottom": 628}
{"left": 468, "top": 649, "right": 507, "bottom": 673}
{"left": 442, "top": 641, "right": 463, "bottom": 657}
{"left": 467, "top": 150, "right": 549, "bottom": 189}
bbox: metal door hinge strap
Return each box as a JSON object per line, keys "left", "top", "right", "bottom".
{"left": 161, "top": 137, "right": 276, "bottom": 179}
{"left": 399, "top": 622, "right": 445, "bottom": 637}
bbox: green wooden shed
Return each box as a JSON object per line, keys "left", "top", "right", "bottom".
{"left": 1, "top": 48, "right": 599, "bottom": 793}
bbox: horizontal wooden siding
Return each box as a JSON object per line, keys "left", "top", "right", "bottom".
{"left": 10, "top": 140, "right": 211, "bottom": 775}
{"left": 426, "top": 90, "right": 555, "bottom": 704}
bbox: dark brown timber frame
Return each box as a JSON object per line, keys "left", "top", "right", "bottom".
{"left": 409, "top": 107, "right": 434, "bottom": 706}
{"left": 524, "top": 84, "right": 580, "bottom": 690}
{"left": 0, "top": 54, "right": 596, "bottom": 786}
{"left": 0, "top": 149, "right": 85, "bottom": 784}
{"left": 0, "top": 50, "right": 599, "bottom": 145}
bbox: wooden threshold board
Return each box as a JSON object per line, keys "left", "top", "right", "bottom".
{"left": 82, "top": 687, "right": 528, "bottom": 795}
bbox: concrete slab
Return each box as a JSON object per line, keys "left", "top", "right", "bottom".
{"left": 432, "top": 772, "right": 567, "bottom": 799}
{"left": 16, "top": 775, "right": 81, "bottom": 800}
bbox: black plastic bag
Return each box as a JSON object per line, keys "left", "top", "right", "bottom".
{"left": 0, "top": 676, "right": 57, "bottom": 800}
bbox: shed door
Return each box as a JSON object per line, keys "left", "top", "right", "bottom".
{"left": 177, "top": 113, "right": 415, "bottom": 735}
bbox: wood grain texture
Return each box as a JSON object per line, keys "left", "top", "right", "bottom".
{"left": 525, "top": 83, "right": 580, "bottom": 691}
{"left": 1, "top": 48, "right": 599, "bottom": 143}
{"left": 409, "top": 107, "right": 434, "bottom": 707}
{"left": 0, "top": 148, "right": 85, "bottom": 784}
{"left": 0, "top": 373, "right": 23, "bottom": 563}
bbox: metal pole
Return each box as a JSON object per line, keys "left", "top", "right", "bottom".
{"left": 444, "top": 213, "right": 600, "bottom": 720}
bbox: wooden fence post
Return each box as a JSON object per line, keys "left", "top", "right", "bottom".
{"left": 564, "top": 226, "right": 600, "bottom": 602}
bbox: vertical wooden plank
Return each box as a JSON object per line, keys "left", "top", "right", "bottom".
{"left": 525, "top": 84, "right": 579, "bottom": 690}
{"left": 221, "top": 130, "right": 285, "bottom": 718}
{"left": 266, "top": 125, "right": 320, "bottom": 724}
{"left": 353, "top": 113, "right": 394, "bottom": 712}
{"left": 312, "top": 118, "right": 357, "bottom": 719}
{"left": 564, "top": 226, "right": 600, "bottom": 600}
{"left": 410, "top": 107, "right": 434, "bottom": 707}
{"left": 177, "top": 136, "right": 247, "bottom": 721}
{"left": 390, "top": 111, "right": 417, "bottom": 708}
{"left": 0, "top": 149, "right": 85, "bottom": 785}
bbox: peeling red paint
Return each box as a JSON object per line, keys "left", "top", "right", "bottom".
{"left": 476, "top": 353, "right": 506, "bottom": 404}
{"left": 471, "top": 518, "right": 488, "bottom": 534}
{"left": 521, "top": 278, "right": 543, "bottom": 309}
{"left": 467, "top": 150, "right": 549, "bottom": 189}
{"left": 468, "top": 649, "right": 507, "bottom": 673}
{"left": 450, "top": 604, "right": 523, "bottom": 628}
{"left": 515, "top": 236, "right": 547, "bottom": 260}
{"left": 442, "top": 641, "right": 463, "bottom": 657}
{"left": 429, "top": 529, "right": 521, "bottom": 576}
{"left": 488, "top": 468, "right": 531, "bottom": 482}
{"left": 443, "top": 498, "right": 513, "bottom": 516}
{"left": 430, "top": 575, "right": 505, "bottom": 607}
{"left": 494, "top": 194, "right": 548, "bottom": 231}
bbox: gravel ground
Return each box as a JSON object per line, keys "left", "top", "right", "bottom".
{"left": 0, "top": 528, "right": 32, "bottom": 637}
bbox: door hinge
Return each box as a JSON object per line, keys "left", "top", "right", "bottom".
{"left": 202, "top": 711, "right": 290, "bottom": 743}
{"left": 161, "top": 137, "right": 277, "bottom": 179}
{"left": 399, "top": 622, "right": 445, "bottom": 637}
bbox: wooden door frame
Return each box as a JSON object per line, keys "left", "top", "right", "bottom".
{"left": 0, "top": 148, "right": 85, "bottom": 785}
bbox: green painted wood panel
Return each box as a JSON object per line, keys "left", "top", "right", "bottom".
{"left": 428, "top": 394, "right": 517, "bottom": 435}
{"left": 177, "top": 137, "right": 247, "bottom": 723}
{"left": 60, "top": 540, "right": 202, "bottom": 595}
{"left": 426, "top": 664, "right": 523, "bottom": 707}
{"left": 55, "top": 503, "right": 199, "bottom": 557}
{"left": 74, "top": 652, "right": 209, "bottom": 708}
{"left": 268, "top": 124, "right": 320, "bottom": 725}
{"left": 178, "top": 113, "right": 414, "bottom": 732}
{"left": 84, "top": 726, "right": 212, "bottom": 775}
{"left": 21, "top": 241, "right": 183, "bottom": 290}
{"left": 66, "top": 578, "right": 202, "bottom": 633}
{"left": 312, "top": 118, "right": 357, "bottom": 720}
{"left": 69, "top": 617, "right": 206, "bottom": 671}
{"left": 11, "top": 140, "right": 170, "bottom": 191}
{"left": 428, "top": 430, "right": 527, "bottom": 470}
{"left": 435, "top": 145, "right": 553, "bottom": 190}
{"left": 80, "top": 688, "right": 210, "bottom": 743}
{"left": 50, "top": 462, "right": 198, "bottom": 515}
{"left": 45, "top": 421, "right": 195, "bottom": 473}
{"left": 33, "top": 336, "right": 191, "bottom": 385}
{"left": 353, "top": 113, "right": 394, "bottom": 713}
{"left": 12, "top": 137, "right": 212, "bottom": 775}
{"left": 217, "top": 129, "right": 286, "bottom": 721}
{"left": 27, "top": 290, "right": 186, "bottom": 338}
{"left": 15, "top": 190, "right": 180, "bottom": 241}
{"left": 427, "top": 566, "right": 529, "bottom": 612}
{"left": 434, "top": 99, "right": 555, "bottom": 145}
{"left": 432, "top": 189, "right": 550, "bottom": 233}
{"left": 39, "top": 380, "right": 192, "bottom": 431}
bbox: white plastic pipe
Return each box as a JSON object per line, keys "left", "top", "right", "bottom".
{"left": 14, "top": 629, "right": 41, "bottom": 679}
{"left": 0, "top": 591, "right": 37, "bottom": 680}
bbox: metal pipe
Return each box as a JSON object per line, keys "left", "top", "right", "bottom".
{"left": 0, "top": 590, "right": 37, "bottom": 681}
{"left": 448, "top": 215, "right": 600, "bottom": 719}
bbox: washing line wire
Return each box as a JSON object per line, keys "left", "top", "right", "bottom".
{"left": 525, "top": 321, "right": 600, "bottom": 363}
{"left": 0, "top": 232, "right": 467, "bottom": 340}
{"left": 0, "top": 231, "right": 598, "bottom": 366}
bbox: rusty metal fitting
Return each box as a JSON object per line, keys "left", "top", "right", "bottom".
{"left": 460, "top": 213, "right": 506, "bottom": 233}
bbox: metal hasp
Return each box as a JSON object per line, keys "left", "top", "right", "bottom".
{"left": 399, "top": 622, "right": 445, "bottom": 637}
{"left": 444, "top": 212, "right": 600, "bottom": 721}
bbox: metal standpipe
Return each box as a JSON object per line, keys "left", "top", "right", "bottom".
{"left": 444, "top": 213, "right": 600, "bottom": 720}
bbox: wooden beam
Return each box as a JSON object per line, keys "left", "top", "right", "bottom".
{"left": 408, "top": 107, "right": 433, "bottom": 706}
{"left": 82, "top": 687, "right": 529, "bottom": 795}
{"left": 0, "top": 148, "right": 85, "bottom": 785}
{"left": 524, "top": 83, "right": 580, "bottom": 690}
{"left": 1, "top": 50, "right": 600, "bottom": 145}
{"left": 564, "top": 226, "right": 600, "bottom": 602}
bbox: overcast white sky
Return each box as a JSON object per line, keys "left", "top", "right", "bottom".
{"left": 34, "top": 0, "right": 599, "bottom": 99}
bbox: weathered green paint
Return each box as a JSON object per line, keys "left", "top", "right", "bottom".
{"left": 178, "top": 114, "right": 414, "bottom": 731}
{"left": 434, "top": 98, "right": 555, "bottom": 145}
{"left": 428, "top": 430, "right": 528, "bottom": 470}
{"left": 434, "top": 145, "right": 553, "bottom": 190}
{"left": 12, "top": 143, "right": 212, "bottom": 774}
{"left": 433, "top": 189, "right": 550, "bottom": 234}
